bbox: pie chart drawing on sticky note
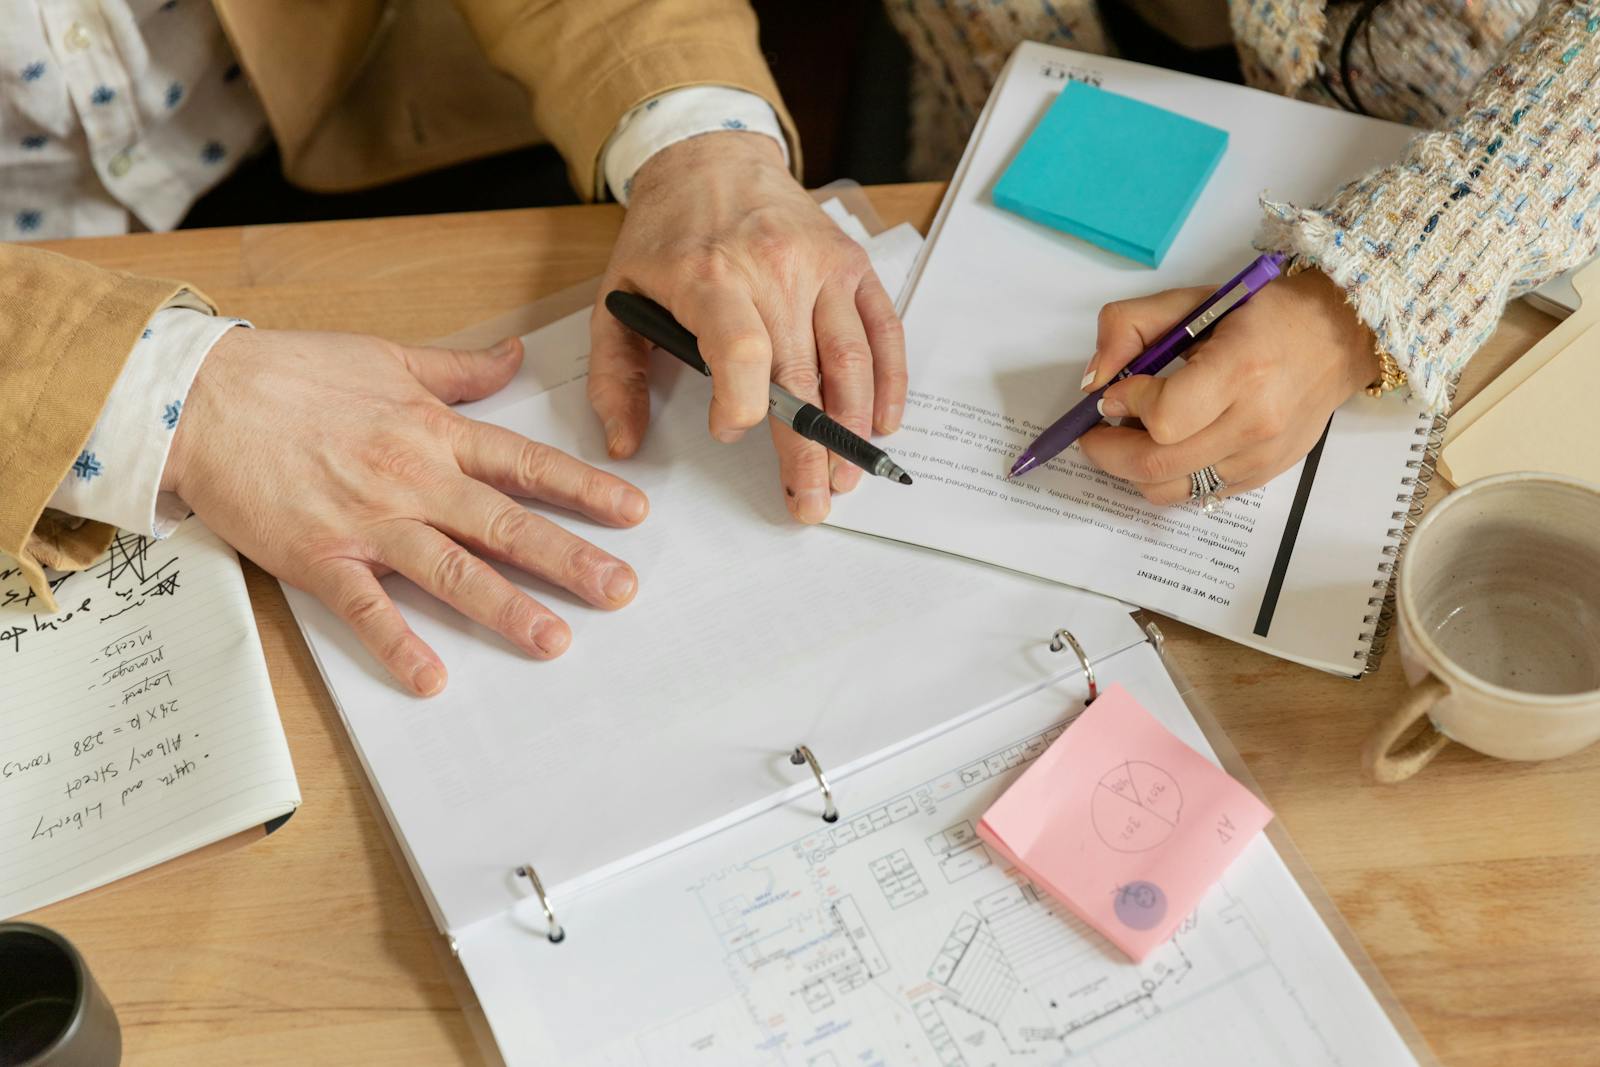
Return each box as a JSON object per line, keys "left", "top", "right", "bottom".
{"left": 1092, "top": 760, "right": 1183, "bottom": 852}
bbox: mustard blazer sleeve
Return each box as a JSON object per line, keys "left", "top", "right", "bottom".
{"left": 450, "top": 0, "right": 801, "bottom": 197}
{"left": 0, "top": 243, "right": 203, "bottom": 611}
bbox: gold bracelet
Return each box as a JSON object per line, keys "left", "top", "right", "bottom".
{"left": 1365, "top": 348, "right": 1407, "bottom": 397}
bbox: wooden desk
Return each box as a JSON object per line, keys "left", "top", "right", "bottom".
{"left": 24, "top": 185, "right": 1599, "bottom": 1066}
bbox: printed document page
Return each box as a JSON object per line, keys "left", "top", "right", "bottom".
{"left": 456, "top": 640, "right": 1418, "bottom": 1066}
{"left": 0, "top": 521, "right": 298, "bottom": 917}
{"left": 285, "top": 355, "right": 1145, "bottom": 936}
{"left": 827, "top": 45, "right": 1432, "bottom": 674}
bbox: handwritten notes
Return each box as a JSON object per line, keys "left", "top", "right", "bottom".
{"left": 0, "top": 520, "right": 297, "bottom": 918}
{"left": 977, "top": 683, "right": 1271, "bottom": 960}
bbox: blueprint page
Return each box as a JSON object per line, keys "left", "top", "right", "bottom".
{"left": 457, "top": 642, "right": 1416, "bottom": 1066}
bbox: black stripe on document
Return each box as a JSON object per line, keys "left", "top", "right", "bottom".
{"left": 1252, "top": 415, "right": 1333, "bottom": 638}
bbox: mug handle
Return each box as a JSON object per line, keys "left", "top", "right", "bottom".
{"left": 1363, "top": 676, "right": 1452, "bottom": 783}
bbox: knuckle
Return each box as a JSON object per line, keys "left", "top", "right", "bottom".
{"left": 718, "top": 331, "right": 770, "bottom": 368}
{"left": 773, "top": 359, "right": 821, "bottom": 395}
{"left": 485, "top": 503, "right": 529, "bottom": 550}
{"left": 1134, "top": 449, "right": 1174, "bottom": 484}
{"left": 1097, "top": 302, "right": 1129, "bottom": 334}
{"left": 1142, "top": 411, "right": 1181, "bottom": 445}
{"left": 368, "top": 437, "right": 436, "bottom": 485}
{"left": 429, "top": 544, "right": 478, "bottom": 594}
{"left": 686, "top": 245, "right": 736, "bottom": 285}
{"left": 559, "top": 540, "right": 609, "bottom": 585}
{"left": 822, "top": 336, "right": 873, "bottom": 375}
{"left": 514, "top": 442, "right": 560, "bottom": 488}
{"left": 869, "top": 310, "right": 905, "bottom": 348}
{"left": 342, "top": 589, "right": 389, "bottom": 632}
{"left": 493, "top": 594, "right": 537, "bottom": 637}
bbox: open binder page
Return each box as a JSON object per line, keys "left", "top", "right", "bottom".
{"left": 455, "top": 639, "right": 1418, "bottom": 1066}
{"left": 285, "top": 360, "right": 1143, "bottom": 935}
{"left": 827, "top": 44, "right": 1433, "bottom": 675}
{"left": 1, "top": 521, "right": 298, "bottom": 918}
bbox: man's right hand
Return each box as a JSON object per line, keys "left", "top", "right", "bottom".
{"left": 162, "top": 328, "right": 649, "bottom": 696}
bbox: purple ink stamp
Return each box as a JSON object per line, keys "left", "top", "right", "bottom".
{"left": 1114, "top": 881, "right": 1167, "bottom": 930}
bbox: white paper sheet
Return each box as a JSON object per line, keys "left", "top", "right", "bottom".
{"left": 285, "top": 332, "right": 1142, "bottom": 936}
{"left": 827, "top": 44, "right": 1433, "bottom": 675}
{"left": 456, "top": 640, "right": 1417, "bottom": 1066}
{"left": 0, "top": 521, "right": 298, "bottom": 917}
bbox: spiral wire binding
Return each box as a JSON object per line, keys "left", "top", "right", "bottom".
{"left": 1356, "top": 381, "right": 1455, "bottom": 673}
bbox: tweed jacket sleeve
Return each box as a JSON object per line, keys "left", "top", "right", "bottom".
{"left": 1257, "top": 1, "right": 1600, "bottom": 411}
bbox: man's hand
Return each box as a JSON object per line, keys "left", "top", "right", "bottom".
{"left": 163, "top": 329, "right": 649, "bottom": 696}
{"left": 1077, "top": 269, "right": 1381, "bottom": 503}
{"left": 589, "top": 132, "right": 908, "bottom": 523}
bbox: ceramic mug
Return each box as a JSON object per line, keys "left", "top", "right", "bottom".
{"left": 1363, "top": 472, "right": 1600, "bottom": 783}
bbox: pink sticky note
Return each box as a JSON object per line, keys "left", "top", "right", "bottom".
{"left": 977, "top": 682, "right": 1272, "bottom": 961}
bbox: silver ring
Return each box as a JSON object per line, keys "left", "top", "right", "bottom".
{"left": 516, "top": 863, "right": 565, "bottom": 943}
{"left": 1048, "top": 628, "right": 1097, "bottom": 703}
{"left": 1189, "top": 466, "right": 1226, "bottom": 512}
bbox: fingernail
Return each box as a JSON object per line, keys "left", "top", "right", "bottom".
{"left": 1080, "top": 367, "right": 1097, "bottom": 391}
{"left": 1097, "top": 397, "right": 1127, "bottom": 418}
{"left": 411, "top": 663, "right": 445, "bottom": 696}
{"left": 530, "top": 617, "right": 570, "bottom": 657}
{"left": 883, "top": 403, "right": 904, "bottom": 432}
{"left": 603, "top": 419, "right": 626, "bottom": 457}
{"left": 831, "top": 460, "right": 862, "bottom": 494}
{"left": 713, "top": 427, "right": 744, "bottom": 444}
{"left": 602, "top": 565, "right": 637, "bottom": 605}
{"left": 613, "top": 486, "right": 648, "bottom": 523}
{"left": 491, "top": 337, "right": 519, "bottom": 359}
{"left": 793, "top": 487, "right": 830, "bottom": 523}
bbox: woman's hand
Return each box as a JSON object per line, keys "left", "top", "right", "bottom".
{"left": 1077, "top": 269, "right": 1380, "bottom": 504}
{"left": 588, "top": 132, "right": 907, "bottom": 524}
{"left": 163, "top": 329, "right": 649, "bottom": 696}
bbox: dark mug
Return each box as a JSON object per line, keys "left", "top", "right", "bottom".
{"left": 0, "top": 924, "right": 120, "bottom": 1067}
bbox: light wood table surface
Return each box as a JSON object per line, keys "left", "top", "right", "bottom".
{"left": 23, "top": 184, "right": 1598, "bottom": 1066}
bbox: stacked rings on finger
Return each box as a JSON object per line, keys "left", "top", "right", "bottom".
{"left": 1188, "top": 465, "right": 1226, "bottom": 514}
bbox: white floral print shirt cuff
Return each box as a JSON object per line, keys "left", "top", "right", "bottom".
{"left": 47, "top": 298, "right": 249, "bottom": 538}
{"left": 602, "top": 86, "right": 789, "bottom": 205}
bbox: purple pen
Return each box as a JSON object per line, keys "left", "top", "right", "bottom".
{"left": 1008, "top": 252, "right": 1287, "bottom": 480}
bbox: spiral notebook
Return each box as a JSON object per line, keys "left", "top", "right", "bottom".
{"left": 825, "top": 42, "right": 1449, "bottom": 676}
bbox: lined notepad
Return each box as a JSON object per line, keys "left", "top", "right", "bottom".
{"left": 0, "top": 520, "right": 298, "bottom": 918}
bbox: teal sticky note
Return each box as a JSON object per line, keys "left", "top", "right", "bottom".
{"left": 992, "top": 81, "right": 1227, "bottom": 267}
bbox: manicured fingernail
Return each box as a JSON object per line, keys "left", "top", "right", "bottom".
{"left": 1097, "top": 397, "right": 1127, "bottom": 418}
{"left": 491, "top": 337, "right": 519, "bottom": 359}
{"left": 882, "top": 403, "right": 904, "bottom": 432}
{"left": 793, "top": 487, "right": 829, "bottom": 523}
{"left": 1080, "top": 367, "right": 1097, "bottom": 390}
{"left": 411, "top": 663, "right": 445, "bottom": 696}
{"left": 602, "top": 565, "right": 637, "bottom": 605}
{"left": 530, "top": 617, "right": 570, "bottom": 656}
{"left": 613, "top": 486, "right": 648, "bottom": 523}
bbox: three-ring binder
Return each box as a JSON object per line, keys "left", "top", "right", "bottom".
{"left": 509, "top": 624, "right": 1112, "bottom": 944}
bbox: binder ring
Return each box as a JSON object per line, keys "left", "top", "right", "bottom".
{"left": 789, "top": 745, "right": 839, "bottom": 823}
{"left": 516, "top": 863, "right": 565, "bottom": 943}
{"left": 1049, "top": 628, "right": 1097, "bottom": 703}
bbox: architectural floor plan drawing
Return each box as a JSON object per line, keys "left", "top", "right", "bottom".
{"left": 653, "top": 715, "right": 1334, "bottom": 1066}
{"left": 456, "top": 647, "right": 1418, "bottom": 1067}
